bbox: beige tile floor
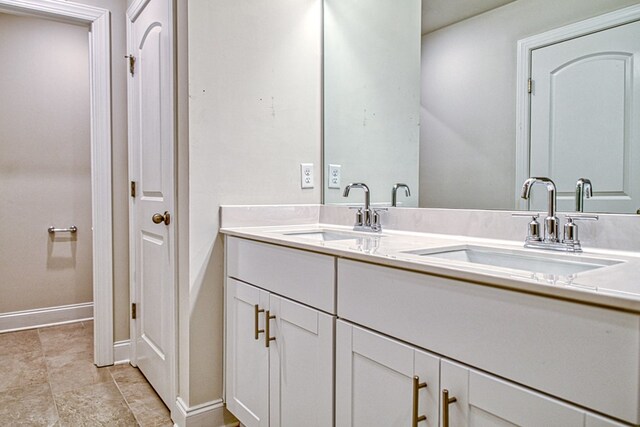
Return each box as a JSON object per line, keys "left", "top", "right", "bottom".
{"left": 0, "top": 321, "right": 173, "bottom": 426}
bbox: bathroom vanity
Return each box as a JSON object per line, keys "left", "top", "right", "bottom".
{"left": 221, "top": 208, "right": 640, "bottom": 427}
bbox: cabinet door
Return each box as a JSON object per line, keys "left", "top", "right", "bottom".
{"left": 226, "top": 279, "right": 270, "bottom": 427}
{"left": 269, "top": 294, "right": 334, "bottom": 427}
{"left": 336, "top": 321, "right": 440, "bottom": 427}
{"left": 440, "top": 359, "right": 584, "bottom": 427}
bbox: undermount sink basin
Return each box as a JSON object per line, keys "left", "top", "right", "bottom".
{"left": 404, "top": 245, "right": 622, "bottom": 276}
{"left": 280, "top": 229, "right": 368, "bottom": 242}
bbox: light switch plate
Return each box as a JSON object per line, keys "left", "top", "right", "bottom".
{"left": 300, "top": 163, "right": 314, "bottom": 188}
{"left": 328, "top": 164, "right": 341, "bottom": 188}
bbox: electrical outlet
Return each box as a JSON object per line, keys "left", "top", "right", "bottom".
{"left": 300, "top": 163, "right": 314, "bottom": 189}
{"left": 328, "top": 164, "right": 341, "bottom": 189}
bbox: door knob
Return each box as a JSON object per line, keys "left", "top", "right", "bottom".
{"left": 152, "top": 211, "right": 171, "bottom": 225}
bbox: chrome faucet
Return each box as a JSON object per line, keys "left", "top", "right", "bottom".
{"left": 343, "top": 182, "right": 384, "bottom": 232}
{"left": 391, "top": 183, "right": 411, "bottom": 207}
{"left": 517, "top": 177, "right": 598, "bottom": 252}
{"left": 521, "top": 177, "right": 559, "bottom": 242}
{"left": 575, "top": 178, "right": 592, "bottom": 212}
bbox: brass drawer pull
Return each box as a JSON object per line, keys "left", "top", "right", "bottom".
{"left": 254, "top": 304, "right": 264, "bottom": 340}
{"left": 265, "top": 310, "right": 276, "bottom": 348}
{"left": 412, "top": 375, "right": 427, "bottom": 426}
{"left": 442, "top": 389, "right": 457, "bottom": 427}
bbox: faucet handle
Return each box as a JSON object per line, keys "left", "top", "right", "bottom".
{"left": 511, "top": 212, "right": 540, "bottom": 219}
{"left": 348, "top": 206, "right": 364, "bottom": 227}
{"left": 565, "top": 214, "right": 599, "bottom": 221}
{"left": 563, "top": 215, "right": 597, "bottom": 245}
{"left": 371, "top": 209, "right": 386, "bottom": 232}
{"left": 512, "top": 212, "right": 541, "bottom": 242}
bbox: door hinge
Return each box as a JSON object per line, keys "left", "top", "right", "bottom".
{"left": 131, "top": 303, "right": 137, "bottom": 319}
{"left": 130, "top": 181, "right": 136, "bottom": 198}
{"left": 528, "top": 78, "right": 533, "bottom": 94}
{"left": 125, "top": 54, "right": 136, "bottom": 77}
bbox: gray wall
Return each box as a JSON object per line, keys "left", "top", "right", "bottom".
{"left": 0, "top": 13, "right": 92, "bottom": 313}
{"left": 419, "top": 0, "right": 640, "bottom": 210}
{"left": 0, "top": 0, "right": 130, "bottom": 342}
{"left": 324, "top": 0, "right": 421, "bottom": 206}
{"left": 187, "top": 0, "right": 322, "bottom": 406}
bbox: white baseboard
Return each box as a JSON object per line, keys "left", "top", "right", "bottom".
{"left": 0, "top": 302, "right": 93, "bottom": 333}
{"left": 113, "top": 339, "right": 131, "bottom": 364}
{"left": 174, "top": 397, "right": 237, "bottom": 427}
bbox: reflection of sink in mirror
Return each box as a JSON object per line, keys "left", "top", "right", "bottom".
{"left": 403, "top": 245, "right": 622, "bottom": 276}
{"left": 280, "top": 230, "right": 380, "bottom": 242}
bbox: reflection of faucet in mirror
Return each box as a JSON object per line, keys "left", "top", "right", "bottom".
{"left": 521, "top": 177, "right": 559, "bottom": 242}
{"left": 391, "top": 183, "right": 411, "bottom": 207}
{"left": 575, "top": 178, "right": 592, "bottom": 212}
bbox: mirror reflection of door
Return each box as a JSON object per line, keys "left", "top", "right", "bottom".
{"left": 529, "top": 19, "right": 640, "bottom": 214}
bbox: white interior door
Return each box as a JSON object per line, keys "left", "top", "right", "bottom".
{"left": 127, "top": 0, "right": 175, "bottom": 409}
{"left": 530, "top": 20, "right": 640, "bottom": 213}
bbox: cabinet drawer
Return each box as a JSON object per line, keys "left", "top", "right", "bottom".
{"left": 337, "top": 259, "right": 640, "bottom": 424}
{"left": 227, "top": 237, "right": 336, "bottom": 313}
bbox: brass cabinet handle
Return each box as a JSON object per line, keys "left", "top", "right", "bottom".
{"left": 254, "top": 304, "right": 265, "bottom": 340}
{"left": 265, "top": 310, "right": 276, "bottom": 348}
{"left": 152, "top": 211, "right": 171, "bottom": 225}
{"left": 412, "top": 375, "right": 427, "bottom": 426}
{"left": 442, "top": 389, "right": 457, "bottom": 427}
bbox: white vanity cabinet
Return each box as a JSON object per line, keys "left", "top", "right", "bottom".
{"left": 335, "top": 321, "right": 629, "bottom": 427}
{"left": 337, "top": 259, "right": 640, "bottom": 425}
{"left": 439, "top": 359, "right": 628, "bottom": 427}
{"left": 336, "top": 321, "right": 440, "bottom": 427}
{"left": 224, "top": 234, "right": 638, "bottom": 426}
{"left": 225, "top": 237, "right": 336, "bottom": 427}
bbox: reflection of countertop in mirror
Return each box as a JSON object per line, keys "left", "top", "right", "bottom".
{"left": 220, "top": 205, "right": 640, "bottom": 313}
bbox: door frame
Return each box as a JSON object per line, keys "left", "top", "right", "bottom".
{"left": 0, "top": 0, "right": 114, "bottom": 366}
{"left": 514, "top": 3, "right": 640, "bottom": 209}
{"left": 126, "top": 0, "right": 178, "bottom": 414}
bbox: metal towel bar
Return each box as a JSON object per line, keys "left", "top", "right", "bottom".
{"left": 48, "top": 226, "right": 77, "bottom": 234}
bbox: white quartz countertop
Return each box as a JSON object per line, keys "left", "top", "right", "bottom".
{"left": 220, "top": 223, "right": 640, "bottom": 313}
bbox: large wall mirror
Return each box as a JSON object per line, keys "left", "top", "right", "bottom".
{"left": 324, "top": 0, "right": 640, "bottom": 214}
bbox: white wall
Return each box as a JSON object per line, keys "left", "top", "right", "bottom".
{"left": 0, "top": 13, "right": 92, "bottom": 313}
{"left": 420, "top": 0, "right": 640, "bottom": 210}
{"left": 324, "top": 0, "right": 421, "bottom": 206}
{"left": 187, "top": 0, "right": 322, "bottom": 406}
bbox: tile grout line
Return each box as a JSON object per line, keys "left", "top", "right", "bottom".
{"left": 109, "top": 366, "right": 143, "bottom": 426}
{"left": 38, "top": 327, "right": 61, "bottom": 424}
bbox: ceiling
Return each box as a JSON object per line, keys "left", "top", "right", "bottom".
{"left": 421, "top": 0, "right": 517, "bottom": 34}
